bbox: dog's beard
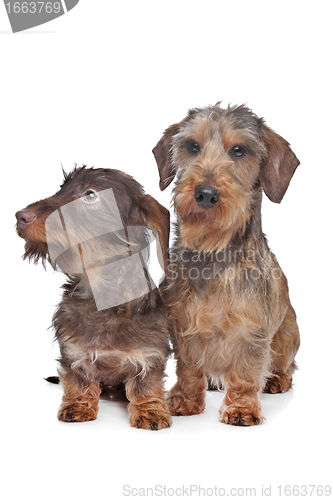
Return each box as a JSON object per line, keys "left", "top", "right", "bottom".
{"left": 17, "top": 217, "right": 50, "bottom": 267}
{"left": 174, "top": 194, "right": 249, "bottom": 253}
{"left": 22, "top": 238, "right": 50, "bottom": 267}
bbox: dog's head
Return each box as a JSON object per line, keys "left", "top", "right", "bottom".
{"left": 16, "top": 166, "right": 170, "bottom": 279}
{"left": 153, "top": 104, "right": 299, "bottom": 251}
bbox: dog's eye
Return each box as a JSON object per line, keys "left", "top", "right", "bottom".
{"left": 83, "top": 190, "right": 98, "bottom": 203}
{"left": 230, "top": 145, "right": 246, "bottom": 158}
{"left": 187, "top": 140, "right": 200, "bottom": 155}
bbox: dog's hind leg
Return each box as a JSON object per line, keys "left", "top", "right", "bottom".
{"left": 263, "top": 304, "right": 300, "bottom": 394}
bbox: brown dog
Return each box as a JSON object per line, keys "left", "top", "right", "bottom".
{"left": 153, "top": 104, "right": 300, "bottom": 426}
{"left": 16, "top": 166, "right": 172, "bottom": 430}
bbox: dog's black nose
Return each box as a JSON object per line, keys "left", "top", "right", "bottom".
{"left": 194, "top": 185, "right": 219, "bottom": 208}
{"left": 15, "top": 209, "right": 36, "bottom": 229}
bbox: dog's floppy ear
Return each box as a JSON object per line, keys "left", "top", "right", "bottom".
{"left": 134, "top": 194, "right": 170, "bottom": 275}
{"left": 152, "top": 123, "right": 181, "bottom": 191}
{"left": 259, "top": 124, "right": 300, "bottom": 203}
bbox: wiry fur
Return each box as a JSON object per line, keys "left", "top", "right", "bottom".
{"left": 153, "top": 104, "right": 300, "bottom": 426}
{"left": 16, "top": 166, "right": 172, "bottom": 430}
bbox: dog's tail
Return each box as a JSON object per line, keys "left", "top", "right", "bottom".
{"left": 44, "top": 376, "right": 60, "bottom": 384}
{"left": 44, "top": 376, "right": 128, "bottom": 401}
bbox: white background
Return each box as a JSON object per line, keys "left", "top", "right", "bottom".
{"left": 1, "top": 1, "right": 332, "bottom": 499}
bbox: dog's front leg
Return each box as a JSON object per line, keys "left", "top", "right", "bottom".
{"left": 218, "top": 334, "right": 270, "bottom": 426}
{"left": 57, "top": 369, "right": 101, "bottom": 422}
{"left": 167, "top": 358, "right": 207, "bottom": 416}
{"left": 126, "top": 366, "right": 172, "bottom": 431}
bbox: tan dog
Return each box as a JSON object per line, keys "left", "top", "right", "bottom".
{"left": 153, "top": 104, "right": 300, "bottom": 426}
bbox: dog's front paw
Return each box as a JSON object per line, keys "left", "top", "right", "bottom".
{"left": 167, "top": 393, "right": 205, "bottom": 416}
{"left": 58, "top": 403, "right": 98, "bottom": 422}
{"left": 135, "top": 412, "right": 171, "bottom": 431}
{"left": 218, "top": 404, "right": 264, "bottom": 426}
{"left": 129, "top": 404, "right": 172, "bottom": 431}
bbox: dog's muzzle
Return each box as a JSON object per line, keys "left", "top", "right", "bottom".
{"left": 194, "top": 185, "right": 219, "bottom": 209}
{"left": 16, "top": 209, "right": 36, "bottom": 229}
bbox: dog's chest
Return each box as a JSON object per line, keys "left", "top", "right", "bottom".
{"left": 62, "top": 341, "right": 163, "bottom": 380}
{"left": 170, "top": 247, "right": 242, "bottom": 293}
